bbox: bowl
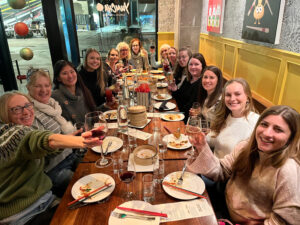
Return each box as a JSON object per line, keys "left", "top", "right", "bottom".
{"left": 133, "top": 145, "right": 157, "bottom": 166}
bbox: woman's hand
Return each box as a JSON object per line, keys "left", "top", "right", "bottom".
{"left": 81, "top": 126, "right": 104, "bottom": 148}
{"left": 168, "top": 82, "right": 177, "bottom": 92}
{"left": 190, "top": 132, "right": 207, "bottom": 155}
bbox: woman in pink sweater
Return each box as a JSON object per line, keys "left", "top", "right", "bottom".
{"left": 187, "top": 105, "right": 300, "bottom": 224}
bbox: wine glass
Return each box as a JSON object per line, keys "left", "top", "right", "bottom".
{"left": 85, "top": 111, "right": 112, "bottom": 168}
{"left": 186, "top": 116, "right": 201, "bottom": 156}
{"left": 199, "top": 116, "right": 211, "bottom": 135}
{"left": 118, "top": 158, "right": 136, "bottom": 200}
{"left": 191, "top": 102, "right": 201, "bottom": 116}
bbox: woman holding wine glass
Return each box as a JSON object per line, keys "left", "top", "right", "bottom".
{"left": 186, "top": 105, "right": 300, "bottom": 224}
{"left": 189, "top": 66, "right": 223, "bottom": 122}
{"left": 149, "top": 43, "right": 170, "bottom": 70}
{"left": 85, "top": 111, "right": 112, "bottom": 168}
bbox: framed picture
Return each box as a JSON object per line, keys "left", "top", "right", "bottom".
{"left": 207, "top": 0, "right": 225, "bottom": 34}
{"left": 242, "top": 0, "right": 286, "bottom": 44}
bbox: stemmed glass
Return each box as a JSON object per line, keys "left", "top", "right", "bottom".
{"left": 85, "top": 111, "right": 112, "bottom": 168}
{"left": 199, "top": 116, "right": 211, "bottom": 135}
{"left": 186, "top": 116, "right": 202, "bottom": 157}
{"left": 118, "top": 158, "right": 136, "bottom": 200}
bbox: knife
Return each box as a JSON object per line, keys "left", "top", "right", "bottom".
{"left": 158, "top": 100, "right": 168, "bottom": 111}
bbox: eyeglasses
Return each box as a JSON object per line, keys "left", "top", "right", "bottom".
{"left": 9, "top": 102, "right": 34, "bottom": 114}
{"left": 132, "top": 45, "right": 139, "bottom": 47}
{"left": 120, "top": 49, "right": 128, "bottom": 52}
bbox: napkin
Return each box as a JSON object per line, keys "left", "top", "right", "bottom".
{"left": 128, "top": 153, "right": 159, "bottom": 172}
{"left": 158, "top": 100, "right": 169, "bottom": 111}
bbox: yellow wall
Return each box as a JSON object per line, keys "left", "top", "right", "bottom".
{"left": 157, "top": 32, "right": 175, "bottom": 61}
{"left": 199, "top": 33, "right": 300, "bottom": 112}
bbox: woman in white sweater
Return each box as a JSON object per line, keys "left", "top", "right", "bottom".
{"left": 187, "top": 105, "right": 300, "bottom": 224}
{"left": 207, "top": 78, "right": 259, "bottom": 159}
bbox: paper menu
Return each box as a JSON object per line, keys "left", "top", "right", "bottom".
{"left": 156, "top": 199, "right": 214, "bottom": 222}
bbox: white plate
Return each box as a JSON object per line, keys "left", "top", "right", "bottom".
{"left": 162, "top": 171, "right": 205, "bottom": 200}
{"left": 150, "top": 70, "right": 163, "bottom": 74}
{"left": 71, "top": 173, "right": 115, "bottom": 203}
{"left": 92, "top": 136, "right": 123, "bottom": 154}
{"left": 154, "top": 102, "right": 176, "bottom": 111}
{"left": 103, "top": 110, "right": 117, "bottom": 121}
{"left": 161, "top": 113, "right": 184, "bottom": 122}
{"left": 156, "top": 82, "right": 168, "bottom": 88}
{"left": 152, "top": 93, "right": 172, "bottom": 101}
{"left": 162, "top": 134, "right": 191, "bottom": 150}
{"left": 108, "top": 200, "right": 160, "bottom": 225}
{"left": 129, "top": 118, "right": 151, "bottom": 129}
{"left": 152, "top": 75, "right": 165, "bottom": 80}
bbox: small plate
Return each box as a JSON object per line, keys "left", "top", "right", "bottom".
{"left": 162, "top": 171, "right": 205, "bottom": 200}
{"left": 156, "top": 82, "right": 168, "bottom": 88}
{"left": 71, "top": 173, "right": 115, "bottom": 203}
{"left": 161, "top": 113, "right": 184, "bottom": 122}
{"left": 162, "top": 134, "right": 191, "bottom": 150}
{"left": 154, "top": 102, "right": 176, "bottom": 111}
{"left": 129, "top": 118, "right": 151, "bottom": 129}
{"left": 150, "top": 70, "right": 164, "bottom": 74}
{"left": 152, "top": 75, "right": 165, "bottom": 80}
{"left": 108, "top": 200, "right": 160, "bottom": 225}
{"left": 152, "top": 93, "right": 172, "bottom": 101}
{"left": 92, "top": 136, "right": 123, "bottom": 154}
{"left": 103, "top": 110, "right": 117, "bottom": 121}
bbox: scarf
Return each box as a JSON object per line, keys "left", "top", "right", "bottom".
{"left": 32, "top": 98, "right": 75, "bottom": 134}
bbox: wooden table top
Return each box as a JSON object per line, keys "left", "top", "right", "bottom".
{"left": 50, "top": 160, "right": 218, "bottom": 225}
{"left": 51, "top": 90, "right": 218, "bottom": 225}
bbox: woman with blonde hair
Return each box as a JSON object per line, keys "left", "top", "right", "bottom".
{"left": 0, "top": 91, "right": 102, "bottom": 225}
{"left": 128, "top": 38, "right": 150, "bottom": 71}
{"left": 149, "top": 43, "right": 170, "bottom": 69}
{"left": 187, "top": 105, "right": 300, "bottom": 224}
{"left": 116, "top": 42, "right": 133, "bottom": 73}
{"left": 78, "top": 48, "right": 107, "bottom": 106}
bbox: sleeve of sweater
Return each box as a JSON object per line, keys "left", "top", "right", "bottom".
{"left": 150, "top": 53, "right": 162, "bottom": 69}
{"left": 187, "top": 142, "right": 245, "bottom": 182}
{"left": 19, "top": 130, "right": 57, "bottom": 159}
{"left": 264, "top": 159, "right": 300, "bottom": 225}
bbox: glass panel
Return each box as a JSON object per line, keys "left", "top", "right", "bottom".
{"left": 73, "top": 0, "right": 157, "bottom": 61}
{"left": 1, "top": 0, "right": 52, "bottom": 92}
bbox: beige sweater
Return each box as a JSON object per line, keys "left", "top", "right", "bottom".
{"left": 187, "top": 143, "right": 300, "bottom": 225}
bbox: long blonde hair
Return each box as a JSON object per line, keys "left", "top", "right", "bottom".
{"left": 84, "top": 48, "right": 106, "bottom": 95}
{"left": 0, "top": 91, "right": 32, "bottom": 123}
{"left": 232, "top": 105, "right": 300, "bottom": 181}
{"left": 211, "top": 78, "right": 256, "bottom": 135}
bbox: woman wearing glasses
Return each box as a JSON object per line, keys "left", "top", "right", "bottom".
{"left": 0, "top": 91, "right": 102, "bottom": 225}
{"left": 172, "top": 47, "right": 192, "bottom": 88}
{"left": 116, "top": 42, "right": 133, "bottom": 73}
{"left": 187, "top": 105, "right": 300, "bottom": 224}
{"left": 26, "top": 69, "right": 82, "bottom": 197}
{"left": 128, "top": 38, "right": 149, "bottom": 71}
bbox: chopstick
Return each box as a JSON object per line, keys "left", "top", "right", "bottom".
{"left": 163, "top": 181, "right": 207, "bottom": 199}
{"left": 67, "top": 183, "right": 111, "bottom": 206}
{"left": 163, "top": 126, "right": 172, "bottom": 134}
{"left": 116, "top": 206, "right": 168, "bottom": 218}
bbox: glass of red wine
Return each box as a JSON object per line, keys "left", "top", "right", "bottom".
{"left": 118, "top": 158, "right": 136, "bottom": 200}
{"left": 85, "top": 111, "right": 112, "bottom": 168}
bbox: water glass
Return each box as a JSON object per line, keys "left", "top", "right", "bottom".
{"left": 154, "top": 159, "right": 164, "bottom": 184}
{"left": 159, "top": 137, "right": 168, "bottom": 153}
{"left": 200, "top": 117, "right": 211, "bottom": 135}
{"left": 128, "top": 128, "right": 137, "bottom": 149}
{"left": 142, "top": 174, "right": 155, "bottom": 202}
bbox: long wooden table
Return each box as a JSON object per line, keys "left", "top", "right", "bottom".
{"left": 51, "top": 93, "right": 218, "bottom": 225}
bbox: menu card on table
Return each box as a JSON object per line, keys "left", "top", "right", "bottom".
{"left": 156, "top": 199, "right": 214, "bottom": 222}
{"left": 119, "top": 128, "right": 152, "bottom": 141}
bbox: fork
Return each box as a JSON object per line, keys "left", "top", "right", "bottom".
{"left": 111, "top": 212, "right": 155, "bottom": 221}
{"left": 104, "top": 141, "right": 113, "bottom": 155}
{"left": 177, "top": 160, "right": 188, "bottom": 185}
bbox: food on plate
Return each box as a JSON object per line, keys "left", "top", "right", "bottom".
{"left": 156, "top": 94, "right": 165, "bottom": 100}
{"left": 136, "top": 148, "right": 156, "bottom": 159}
{"left": 105, "top": 111, "right": 117, "bottom": 120}
{"left": 164, "top": 114, "right": 182, "bottom": 121}
{"left": 169, "top": 140, "right": 188, "bottom": 148}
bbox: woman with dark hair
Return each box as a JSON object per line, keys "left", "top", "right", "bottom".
{"left": 172, "top": 47, "right": 192, "bottom": 87}
{"left": 78, "top": 48, "right": 107, "bottom": 106}
{"left": 190, "top": 65, "right": 223, "bottom": 121}
{"left": 187, "top": 105, "right": 300, "bottom": 224}
{"left": 52, "top": 60, "right": 96, "bottom": 124}
{"left": 170, "top": 53, "right": 207, "bottom": 121}
{"left": 128, "top": 38, "right": 150, "bottom": 71}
